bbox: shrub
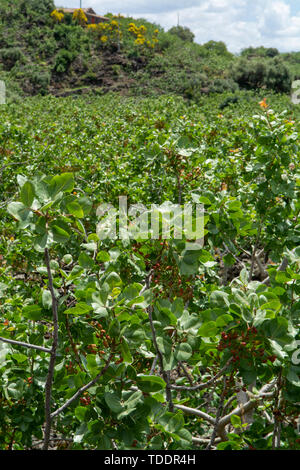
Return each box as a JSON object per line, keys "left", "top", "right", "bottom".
{"left": 0, "top": 47, "right": 26, "bottom": 70}
{"left": 232, "top": 57, "right": 291, "bottom": 92}
{"left": 53, "top": 49, "right": 75, "bottom": 73}
{"left": 30, "top": 68, "right": 51, "bottom": 94}
{"left": 210, "top": 78, "right": 239, "bottom": 93}
{"left": 241, "top": 46, "right": 279, "bottom": 58}
{"left": 265, "top": 57, "right": 292, "bottom": 93}
{"left": 203, "top": 40, "right": 232, "bottom": 57}
{"left": 168, "top": 25, "right": 195, "bottom": 43}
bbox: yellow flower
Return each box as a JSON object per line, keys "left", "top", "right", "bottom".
{"left": 50, "top": 9, "right": 64, "bottom": 22}
{"left": 101, "top": 35, "right": 108, "bottom": 42}
{"left": 135, "top": 37, "right": 145, "bottom": 45}
{"left": 72, "top": 8, "right": 88, "bottom": 25}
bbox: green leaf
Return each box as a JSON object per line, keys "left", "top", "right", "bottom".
{"left": 136, "top": 375, "right": 166, "bottom": 393}
{"left": 241, "top": 368, "right": 257, "bottom": 385}
{"left": 97, "top": 251, "right": 110, "bottom": 262}
{"left": 260, "top": 299, "right": 281, "bottom": 312}
{"left": 216, "top": 314, "right": 233, "bottom": 327}
{"left": 50, "top": 223, "right": 70, "bottom": 243}
{"left": 120, "top": 339, "right": 132, "bottom": 364}
{"left": 64, "top": 302, "right": 92, "bottom": 316}
{"left": 262, "top": 317, "right": 290, "bottom": 342}
{"left": 75, "top": 406, "right": 88, "bottom": 422}
{"left": 7, "top": 202, "right": 32, "bottom": 224}
{"left": 174, "top": 342, "right": 193, "bottom": 361}
{"left": 210, "top": 290, "right": 230, "bottom": 307}
{"left": 78, "top": 252, "right": 95, "bottom": 270}
{"left": 49, "top": 173, "right": 74, "bottom": 198}
{"left": 22, "top": 305, "right": 43, "bottom": 321}
{"left": 106, "top": 272, "right": 122, "bottom": 288}
{"left": 11, "top": 353, "right": 28, "bottom": 363}
{"left": 20, "top": 181, "right": 35, "bottom": 208}
{"left": 91, "top": 293, "right": 108, "bottom": 317}
{"left": 66, "top": 200, "right": 84, "bottom": 218}
{"left": 286, "top": 367, "right": 300, "bottom": 387}
{"left": 230, "top": 415, "right": 242, "bottom": 428}
{"left": 42, "top": 290, "right": 52, "bottom": 310}
{"left": 33, "top": 233, "right": 48, "bottom": 252}
{"left": 78, "top": 196, "right": 92, "bottom": 215}
{"left": 198, "top": 321, "right": 218, "bottom": 337}
{"left": 104, "top": 392, "right": 123, "bottom": 413}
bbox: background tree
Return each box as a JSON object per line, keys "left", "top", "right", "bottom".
{"left": 168, "top": 25, "right": 195, "bottom": 42}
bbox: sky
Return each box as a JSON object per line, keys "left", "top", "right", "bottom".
{"left": 55, "top": 0, "right": 300, "bottom": 53}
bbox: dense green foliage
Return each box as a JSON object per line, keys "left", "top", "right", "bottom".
{"left": 0, "top": 0, "right": 297, "bottom": 102}
{"left": 0, "top": 92, "right": 299, "bottom": 450}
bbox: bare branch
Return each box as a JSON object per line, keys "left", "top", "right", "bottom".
{"left": 206, "top": 376, "right": 227, "bottom": 450}
{"left": 192, "top": 436, "right": 221, "bottom": 445}
{"left": 178, "top": 361, "right": 193, "bottom": 386}
{"left": 217, "top": 380, "right": 276, "bottom": 438}
{"left": 0, "top": 336, "right": 51, "bottom": 353}
{"left": 150, "top": 354, "right": 159, "bottom": 375}
{"left": 170, "top": 358, "right": 233, "bottom": 391}
{"left": 146, "top": 273, "right": 174, "bottom": 412}
{"left": 50, "top": 353, "right": 114, "bottom": 419}
{"left": 43, "top": 248, "right": 59, "bottom": 450}
{"left": 174, "top": 404, "right": 216, "bottom": 426}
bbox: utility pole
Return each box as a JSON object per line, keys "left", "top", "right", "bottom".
{"left": 177, "top": 12, "right": 180, "bottom": 26}
{"left": 80, "top": 0, "right": 82, "bottom": 8}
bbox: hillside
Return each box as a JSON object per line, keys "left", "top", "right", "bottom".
{"left": 0, "top": 0, "right": 297, "bottom": 102}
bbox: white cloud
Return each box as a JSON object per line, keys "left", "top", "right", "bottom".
{"left": 55, "top": 0, "right": 300, "bottom": 52}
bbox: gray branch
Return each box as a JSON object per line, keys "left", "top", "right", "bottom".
{"left": 0, "top": 336, "right": 51, "bottom": 353}
{"left": 50, "top": 353, "right": 113, "bottom": 419}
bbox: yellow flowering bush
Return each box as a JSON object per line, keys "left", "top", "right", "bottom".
{"left": 72, "top": 8, "right": 88, "bottom": 26}
{"left": 128, "top": 22, "right": 158, "bottom": 49}
{"left": 50, "top": 9, "right": 64, "bottom": 23}
{"left": 89, "top": 20, "right": 122, "bottom": 48}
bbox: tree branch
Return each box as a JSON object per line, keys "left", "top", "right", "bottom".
{"left": 217, "top": 380, "right": 276, "bottom": 439}
{"left": 206, "top": 376, "right": 227, "bottom": 450}
{"left": 50, "top": 353, "right": 114, "bottom": 419}
{"left": 0, "top": 336, "right": 51, "bottom": 353}
{"left": 146, "top": 273, "right": 174, "bottom": 412}
{"left": 170, "top": 358, "right": 233, "bottom": 391}
{"left": 43, "top": 248, "right": 59, "bottom": 450}
{"left": 174, "top": 404, "right": 216, "bottom": 426}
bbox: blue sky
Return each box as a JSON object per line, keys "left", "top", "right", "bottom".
{"left": 55, "top": 0, "right": 300, "bottom": 53}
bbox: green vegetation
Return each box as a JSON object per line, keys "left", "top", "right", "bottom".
{"left": 0, "top": 0, "right": 297, "bottom": 102}
{"left": 0, "top": 0, "right": 300, "bottom": 453}
{"left": 0, "top": 92, "right": 299, "bottom": 450}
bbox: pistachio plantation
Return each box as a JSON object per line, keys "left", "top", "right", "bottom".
{"left": 0, "top": 92, "right": 299, "bottom": 450}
